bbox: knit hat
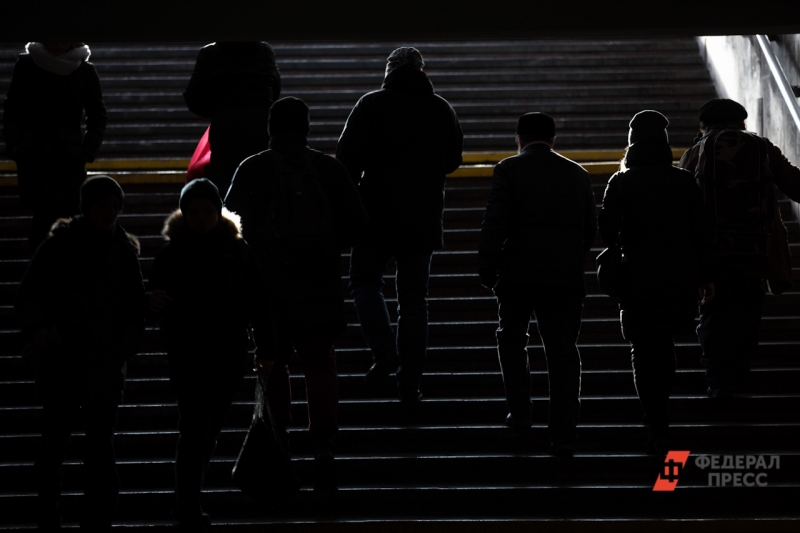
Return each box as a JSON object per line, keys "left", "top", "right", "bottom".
{"left": 516, "top": 112, "right": 556, "bottom": 140}
{"left": 80, "top": 176, "right": 124, "bottom": 215}
{"left": 386, "top": 47, "right": 425, "bottom": 76}
{"left": 268, "top": 97, "right": 310, "bottom": 139}
{"left": 698, "top": 98, "right": 748, "bottom": 126}
{"left": 628, "top": 110, "right": 669, "bottom": 145}
{"left": 179, "top": 178, "right": 222, "bottom": 214}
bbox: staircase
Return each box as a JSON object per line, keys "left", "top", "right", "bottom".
{"left": 1, "top": 40, "right": 800, "bottom": 530}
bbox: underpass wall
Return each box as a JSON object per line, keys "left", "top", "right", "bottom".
{"left": 698, "top": 34, "right": 800, "bottom": 223}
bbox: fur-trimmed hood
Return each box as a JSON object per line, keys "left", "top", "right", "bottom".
{"left": 49, "top": 216, "right": 141, "bottom": 256}
{"left": 162, "top": 208, "right": 242, "bottom": 241}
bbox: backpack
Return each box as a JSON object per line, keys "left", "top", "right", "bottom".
{"left": 259, "top": 148, "right": 336, "bottom": 267}
{"left": 694, "top": 129, "right": 773, "bottom": 262}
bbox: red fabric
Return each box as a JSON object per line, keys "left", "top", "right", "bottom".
{"left": 186, "top": 126, "right": 211, "bottom": 183}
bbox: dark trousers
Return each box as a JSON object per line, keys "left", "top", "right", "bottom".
{"left": 349, "top": 245, "right": 433, "bottom": 391}
{"left": 697, "top": 278, "right": 765, "bottom": 390}
{"left": 35, "top": 400, "right": 119, "bottom": 530}
{"left": 266, "top": 334, "right": 339, "bottom": 433}
{"left": 626, "top": 327, "right": 676, "bottom": 431}
{"left": 495, "top": 284, "right": 583, "bottom": 445}
{"left": 172, "top": 382, "right": 236, "bottom": 512}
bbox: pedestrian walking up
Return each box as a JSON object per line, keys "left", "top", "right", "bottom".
{"left": 184, "top": 41, "right": 281, "bottom": 195}
{"left": 337, "top": 47, "right": 463, "bottom": 402}
{"left": 3, "top": 42, "right": 107, "bottom": 252}
{"left": 679, "top": 98, "right": 800, "bottom": 400}
{"left": 146, "top": 178, "right": 276, "bottom": 531}
{"left": 16, "top": 176, "right": 144, "bottom": 530}
{"left": 226, "top": 97, "right": 368, "bottom": 490}
{"left": 599, "top": 110, "right": 715, "bottom": 454}
{"left": 478, "top": 113, "right": 596, "bottom": 457}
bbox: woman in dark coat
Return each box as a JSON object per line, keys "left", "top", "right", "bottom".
{"left": 598, "top": 110, "right": 715, "bottom": 454}
{"left": 3, "top": 42, "right": 107, "bottom": 251}
{"left": 146, "top": 178, "right": 276, "bottom": 531}
{"left": 183, "top": 41, "right": 281, "bottom": 194}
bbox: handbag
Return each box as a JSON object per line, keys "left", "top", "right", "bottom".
{"left": 231, "top": 371, "right": 300, "bottom": 500}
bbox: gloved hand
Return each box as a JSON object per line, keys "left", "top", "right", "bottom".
{"left": 478, "top": 268, "right": 498, "bottom": 289}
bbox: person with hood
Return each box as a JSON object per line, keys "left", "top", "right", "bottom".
{"left": 336, "top": 47, "right": 463, "bottom": 402}
{"left": 679, "top": 98, "right": 800, "bottom": 400}
{"left": 3, "top": 42, "right": 107, "bottom": 252}
{"left": 183, "top": 41, "right": 281, "bottom": 195}
{"left": 599, "top": 110, "right": 715, "bottom": 453}
{"left": 225, "top": 97, "right": 368, "bottom": 490}
{"left": 478, "top": 113, "right": 596, "bottom": 458}
{"left": 145, "top": 178, "right": 276, "bottom": 531}
{"left": 15, "top": 176, "right": 144, "bottom": 530}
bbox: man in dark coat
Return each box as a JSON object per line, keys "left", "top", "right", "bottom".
{"left": 183, "top": 41, "right": 281, "bottom": 195}
{"left": 336, "top": 47, "right": 463, "bottom": 401}
{"left": 478, "top": 113, "right": 596, "bottom": 457}
{"left": 225, "top": 97, "right": 368, "bottom": 490}
{"left": 600, "top": 110, "right": 715, "bottom": 453}
{"left": 679, "top": 98, "right": 800, "bottom": 399}
{"left": 15, "top": 176, "right": 144, "bottom": 529}
{"left": 3, "top": 42, "right": 107, "bottom": 251}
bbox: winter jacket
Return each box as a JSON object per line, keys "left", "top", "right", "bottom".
{"left": 478, "top": 143, "right": 597, "bottom": 293}
{"left": 183, "top": 42, "right": 281, "bottom": 192}
{"left": 15, "top": 217, "right": 144, "bottom": 403}
{"left": 680, "top": 131, "right": 800, "bottom": 294}
{"left": 225, "top": 141, "right": 368, "bottom": 337}
{"left": 336, "top": 65, "right": 463, "bottom": 251}
{"left": 599, "top": 140, "right": 714, "bottom": 312}
{"left": 146, "top": 210, "right": 277, "bottom": 375}
{"left": 3, "top": 44, "right": 107, "bottom": 205}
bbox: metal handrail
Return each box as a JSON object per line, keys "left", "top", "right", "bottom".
{"left": 756, "top": 35, "right": 800, "bottom": 132}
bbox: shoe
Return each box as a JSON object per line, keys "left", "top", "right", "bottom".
{"left": 547, "top": 442, "right": 576, "bottom": 458}
{"left": 175, "top": 506, "right": 211, "bottom": 532}
{"left": 399, "top": 388, "right": 423, "bottom": 403}
{"left": 707, "top": 386, "right": 733, "bottom": 401}
{"left": 505, "top": 413, "right": 532, "bottom": 431}
{"left": 364, "top": 351, "right": 400, "bottom": 386}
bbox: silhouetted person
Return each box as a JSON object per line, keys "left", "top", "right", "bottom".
{"left": 599, "top": 110, "right": 715, "bottom": 454}
{"left": 15, "top": 176, "right": 144, "bottom": 530}
{"left": 478, "top": 113, "right": 596, "bottom": 457}
{"left": 3, "top": 42, "right": 107, "bottom": 252}
{"left": 680, "top": 98, "right": 800, "bottom": 399}
{"left": 225, "top": 97, "right": 368, "bottom": 490}
{"left": 336, "top": 47, "right": 463, "bottom": 402}
{"left": 183, "top": 41, "right": 280, "bottom": 195}
{"left": 146, "top": 178, "right": 275, "bottom": 531}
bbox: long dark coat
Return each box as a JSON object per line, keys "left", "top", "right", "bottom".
{"left": 3, "top": 51, "right": 107, "bottom": 206}
{"left": 680, "top": 132, "right": 800, "bottom": 294}
{"left": 225, "top": 141, "right": 368, "bottom": 338}
{"left": 183, "top": 42, "right": 281, "bottom": 192}
{"left": 478, "top": 143, "right": 597, "bottom": 292}
{"left": 15, "top": 217, "right": 144, "bottom": 403}
{"left": 145, "top": 210, "right": 277, "bottom": 392}
{"left": 599, "top": 140, "right": 714, "bottom": 334}
{"left": 336, "top": 65, "right": 463, "bottom": 251}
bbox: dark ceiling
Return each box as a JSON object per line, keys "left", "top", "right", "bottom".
{"left": 4, "top": 0, "right": 800, "bottom": 42}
